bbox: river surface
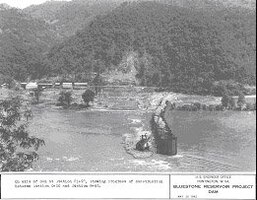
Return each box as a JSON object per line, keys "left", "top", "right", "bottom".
{"left": 30, "top": 107, "right": 256, "bottom": 172}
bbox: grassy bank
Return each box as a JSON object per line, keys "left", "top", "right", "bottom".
{"left": 1, "top": 87, "right": 255, "bottom": 112}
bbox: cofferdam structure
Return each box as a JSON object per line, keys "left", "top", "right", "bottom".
{"left": 151, "top": 100, "right": 177, "bottom": 156}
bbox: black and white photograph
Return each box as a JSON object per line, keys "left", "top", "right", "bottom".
{"left": 0, "top": 0, "right": 256, "bottom": 174}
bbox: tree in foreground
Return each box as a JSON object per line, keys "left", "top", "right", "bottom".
{"left": 0, "top": 96, "right": 45, "bottom": 171}
{"left": 82, "top": 89, "right": 95, "bottom": 107}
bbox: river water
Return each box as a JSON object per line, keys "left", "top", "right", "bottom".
{"left": 30, "top": 107, "right": 256, "bottom": 172}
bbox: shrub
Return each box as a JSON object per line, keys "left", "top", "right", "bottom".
{"left": 31, "top": 88, "right": 43, "bottom": 104}
{"left": 82, "top": 89, "right": 95, "bottom": 107}
{"left": 208, "top": 105, "right": 216, "bottom": 111}
{"left": 237, "top": 92, "right": 246, "bottom": 109}
{"left": 246, "top": 103, "right": 256, "bottom": 111}
{"left": 202, "top": 104, "right": 208, "bottom": 111}
{"left": 58, "top": 91, "right": 72, "bottom": 108}
{"left": 215, "top": 104, "right": 224, "bottom": 111}
{"left": 193, "top": 102, "right": 202, "bottom": 110}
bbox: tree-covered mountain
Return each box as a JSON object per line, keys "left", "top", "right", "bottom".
{"left": 0, "top": 7, "right": 63, "bottom": 80}
{"left": 1, "top": 0, "right": 255, "bottom": 94}
{"left": 0, "top": 3, "right": 12, "bottom": 10}
{"left": 155, "top": 0, "right": 256, "bottom": 10}
{"left": 24, "top": 0, "right": 122, "bottom": 37}
{"left": 48, "top": 1, "right": 256, "bottom": 94}
{"left": 23, "top": 0, "right": 256, "bottom": 37}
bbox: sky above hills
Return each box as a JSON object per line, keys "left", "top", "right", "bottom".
{"left": 0, "top": 0, "right": 255, "bottom": 9}
{"left": 0, "top": 0, "right": 71, "bottom": 8}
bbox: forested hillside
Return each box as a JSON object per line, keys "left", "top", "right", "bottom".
{"left": 48, "top": 1, "right": 256, "bottom": 94}
{"left": 156, "top": 0, "right": 256, "bottom": 10}
{"left": 0, "top": 7, "right": 62, "bottom": 80}
{"left": 23, "top": 0, "right": 256, "bottom": 38}
{"left": 0, "top": 0, "right": 255, "bottom": 94}
{"left": 24, "top": 0, "right": 121, "bottom": 37}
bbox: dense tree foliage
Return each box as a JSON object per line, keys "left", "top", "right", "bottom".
{"left": 24, "top": 0, "right": 120, "bottom": 37}
{"left": 0, "top": 7, "right": 62, "bottom": 81}
{"left": 211, "top": 80, "right": 248, "bottom": 96}
{"left": 48, "top": 1, "right": 256, "bottom": 94}
{"left": 0, "top": 96, "right": 45, "bottom": 171}
{"left": 156, "top": 0, "right": 256, "bottom": 10}
{"left": 1, "top": 1, "right": 256, "bottom": 95}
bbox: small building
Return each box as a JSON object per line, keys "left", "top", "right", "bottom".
{"left": 25, "top": 82, "right": 38, "bottom": 90}
{"left": 74, "top": 82, "right": 88, "bottom": 87}
{"left": 20, "top": 82, "right": 27, "bottom": 89}
{"left": 53, "top": 82, "right": 61, "bottom": 88}
{"left": 74, "top": 82, "right": 88, "bottom": 89}
{"left": 38, "top": 83, "right": 53, "bottom": 89}
{"left": 62, "top": 82, "right": 73, "bottom": 89}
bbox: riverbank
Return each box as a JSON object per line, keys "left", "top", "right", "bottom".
{"left": 0, "top": 87, "right": 222, "bottom": 108}
{"left": 1, "top": 87, "right": 255, "bottom": 159}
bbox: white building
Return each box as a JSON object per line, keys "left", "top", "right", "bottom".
{"left": 25, "top": 82, "right": 38, "bottom": 90}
